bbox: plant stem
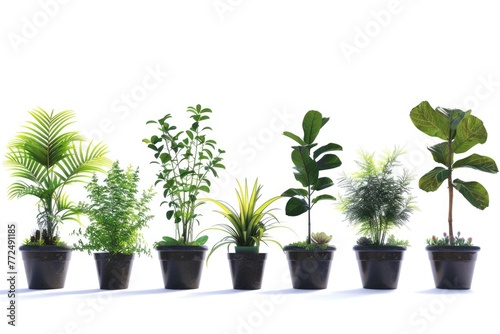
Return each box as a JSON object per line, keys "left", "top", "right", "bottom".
{"left": 447, "top": 131, "right": 454, "bottom": 240}
{"left": 307, "top": 185, "right": 311, "bottom": 244}
{"left": 447, "top": 175, "right": 453, "bottom": 239}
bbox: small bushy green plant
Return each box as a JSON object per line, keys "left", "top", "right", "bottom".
{"left": 338, "top": 148, "right": 416, "bottom": 246}
{"left": 72, "top": 161, "right": 155, "bottom": 256}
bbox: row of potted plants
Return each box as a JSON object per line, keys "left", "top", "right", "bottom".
{"left": 4, "top": 101, "right": 497, "bottom": 291}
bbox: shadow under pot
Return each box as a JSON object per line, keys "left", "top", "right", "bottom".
{"left": 353, "top": 245, "right": 406, "bottom": 289}
{"left": 426, "top": 245, "right": 480, "bottom": 289}
{"left": 19, "top": 245, "right": 72, "bottom": 289}
{"left": 284, "top": 245, "right": 336, "bottom": 289}
{"left": 156, "top": 245, "right": 208, "bottom": 289}
{"left": 94, "top": 252, "right": 135, "bottom": 290}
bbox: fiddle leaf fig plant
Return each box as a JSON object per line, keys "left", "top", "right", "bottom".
{"left": 143, "top": 104, "right": 225, "bottom": 246}
{"left": 410, "top": 101, "right": 498, "bottom": 244}
{"left": 281, "top": 110, "right": 342, "bottom": 247}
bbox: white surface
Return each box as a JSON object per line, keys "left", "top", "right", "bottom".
{"left": 1, "top": 0, "right": 500, "bottom": 333}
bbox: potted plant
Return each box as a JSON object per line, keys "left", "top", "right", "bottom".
{"left": 4, "top": 108, "right": 110, "bottom": 289}
{"left": 281, "top": 109, "right": 343, "bottom": 289}
{"left": 72, "top": 161, "right": 155, "bottom": 290}
{"left": 143, "top": 104, "right": 225, "bottom": 289}
{"left": 410, "top": 100, "right": 498, "bottom": 289}
{"left": 337, "top": 148, "right": 417, "bottom": 289}
{"left": 202, "top": 178, "right": 286, "bottom": 290}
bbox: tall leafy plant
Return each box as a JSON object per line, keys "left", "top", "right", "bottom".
{"left": 72, "top": 161, "right": 155, "bottom": 256}
{"left": 4, "top": 108, "right": 111, "bottom": 245}
{"left": 281, "top": 110, "right": 342, "bottom": 246}
{"left": 409, "top": 101, "right": 498, "bottom": 243}
{"left": 143, "top": 104, "right": 225, "bottom": 246}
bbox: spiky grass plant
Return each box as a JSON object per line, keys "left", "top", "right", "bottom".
{"left": 337, "top": 148, "right": 416, "bottom": 246}
{"left": 202, "top": 178, "right": 286, "bottom": 262}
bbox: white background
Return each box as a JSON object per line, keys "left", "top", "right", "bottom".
{"left": 1, "top": 1, "right": 499, "bottom": 333}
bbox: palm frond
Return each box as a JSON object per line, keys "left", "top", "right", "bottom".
{"left": 4, "top": 107, "right": 110, "bottom": 245}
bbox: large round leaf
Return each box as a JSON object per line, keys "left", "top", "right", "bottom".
{"left": 453, "top": 179, "right": 489, "bottom": 210}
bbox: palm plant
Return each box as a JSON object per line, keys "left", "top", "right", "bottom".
{"left": 203, "top": 178, "right": 285, "bottom": 261}
{"left": 5, "top": 108, "right": 111, "bottom": 245}
{"left": 337, "top": 148, "right": 416, "bottom": 246}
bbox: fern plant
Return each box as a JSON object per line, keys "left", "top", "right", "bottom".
{"left": 72, "top": 161, "right": 155, "bottom": 256}
{"left": 4, "top": 108, "right": 111, "bottom": 245}
{"left": 337, "top": 148, "right": 416, "bottom": 246}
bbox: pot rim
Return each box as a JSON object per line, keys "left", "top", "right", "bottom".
{"left": 283, "top": 245, "right": 336, "bottom": 252}
{"left": 353, "top": 245, "right": 407, "bottom": 251}
{"left": 93, "top": 252, "right": 135, "bottom": 260}
{"left": 19, "top": 245, "right": 72, "bottom": 252}
{"left": 227, "top": 252, "right": 268, "bottom": 259}
{"left": 155, "top": 245, "right": 208, "bottom": 252}
{"left": 425, "top": 245, "right": 480, "bottom": 252}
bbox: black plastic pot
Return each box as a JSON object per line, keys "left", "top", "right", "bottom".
{"left": 157, "top": 245, "right": 208, "bottom": 289}
{"left": 19, "top": 245, "right": 72, "bottom": 289}
{"left": 426, "top": 245, "right": 480, "bottom": 289}
{"left": 228, "top": 252, "right": 267, "bottom": 290}
{"left": 284, "top": 245, "right": 335, "bottom": 289}
{"left": 94, "top": 252, "right": 135, "bottom": 290}
{"left": 353, "top": 245, "right": 406, "bottom": 289}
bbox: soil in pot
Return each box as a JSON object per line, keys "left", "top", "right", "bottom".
{"left": 20, "top": 245, "right": 72, "bottom": 289}
{"left": 157, "top": 245, "right": 208, "bottom": 289}
{"left": 284, "top": 245, "right": 335, "bottom": 289}
{"left": 228, "top": 252, "right": 267, "bottom": 290}
{"left": 353, "top": 245, "right": 406, "bottom": 289}
{"left": 426, "top": 245, "right": 480, "bottom": 289}
{"left": 94, "top": 253, "right": 135, "bottom": 290}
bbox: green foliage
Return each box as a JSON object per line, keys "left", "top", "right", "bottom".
{"left": 155, "top": 235, "right": 209, "bottom": 247}
{"left": 143, "top": 104, "right": 225, "bottom": 246}
{"left": 386, "top": 235, "right": 410, "bottom": 247}
{"left": 357, "top": 235, "right": 409, "bottom": 247}
{"left": 22, "top": 235, "right": 67, "bottom": 247}
{"left": 311, "top": 232, "right": 332, "bottom": 245}
{"left": 281, "top": 110, "right": 342, "bottom": 245}
{"left": 203, "top": 178, "right": 287, "bottom": 262}
{"left": 4, "top": 108, "right": 111, "bottom": 245}
{"left": 289, "top": 240, "right": 330, "bottom": 250}
{"left": 72, "top": 161, "right": 155, "bottom": 256}
{"left": 338, "top": 148, "right": 416, "bottom": 246}
{"left": 410, "top": 101, "right": 498, "bottom": 241}
{"left": 427, "top": 232, "right": 473, "bottom": 246}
